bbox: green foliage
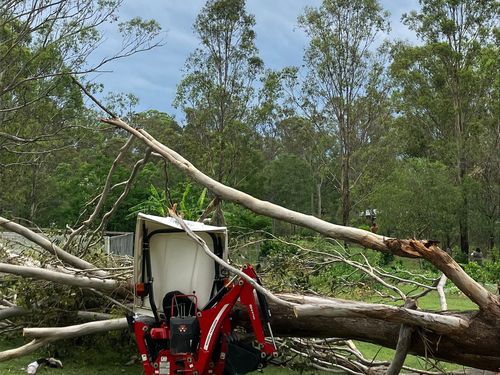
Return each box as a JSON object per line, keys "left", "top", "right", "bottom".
{"left": 128, "top": 184, "right": 168, "bottom": 217}
{"left": 225, "top": 204, "right": 272, "bottom": 233}
{"left": 373, "top": 158, "right": 460, "bottom": 241}
{"left": 378, "top": 252, "right": 395, "bottom": 266}
{"left": 179, "top": 184, "right": 208, "bottom": 220}
{"left": 128, "top": 182, "right": 209, "bottom": 221}
{"left": 464, "top": 261, "right": 500, "bottom": 285}
{"left": 262, "top": 154, "right": 313, "bottom": 213}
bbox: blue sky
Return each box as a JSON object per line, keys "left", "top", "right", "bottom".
{"left": 90, "top": 1, "right": 419, "bottom": 120}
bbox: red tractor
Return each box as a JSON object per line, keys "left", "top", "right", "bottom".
{"left": 127, "top": 214, "right": 278, "bottom": 375}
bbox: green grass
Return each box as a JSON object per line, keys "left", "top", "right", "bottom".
{"left": 353, "top": 341, "right": 463, "bottom": 373}
{"left": 0, "top": 336, "right": 142, "bottom": 375}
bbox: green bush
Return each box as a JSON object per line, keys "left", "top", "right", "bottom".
{"left": 225, "top": 204, "right": 272, "bottom": 233}
{"left": 463, "top": 261, "right": 500, "bottom": 284}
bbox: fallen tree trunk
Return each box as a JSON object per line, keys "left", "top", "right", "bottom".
{"left": 288, "top": 295, "right": 468, "bottom": 334}
{"left": 263, "top": 297, "right": 500, "bottom": 371}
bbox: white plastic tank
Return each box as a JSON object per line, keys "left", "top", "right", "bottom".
{"left": 133, "top": 213, "right": 227, "bottom": 317}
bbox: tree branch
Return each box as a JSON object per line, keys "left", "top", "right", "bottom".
{"left": 64, "top": 135, "right": 135, "bottom": 248}
{"left": 0, "top": 217, "right": 108, "bottom": 278}
{"left": 23, "top": 317, "right": 127, "bottom": 339}
{"left": 386, "top": 299, "right": 417, "bottom": 375}
{"left": 0, "top": 263, "right": 127, "bottom": 294}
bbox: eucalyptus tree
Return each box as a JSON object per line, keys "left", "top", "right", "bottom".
{"left": 392, "top": 0, "right": 499, "bottom": 253}
{"left": 174, "top": 0, "right": 265, "bottom": 188}
{"left": 298, "top": 0, "right": 391, "bottom": 226}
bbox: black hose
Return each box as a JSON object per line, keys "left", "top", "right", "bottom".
{"left": 143, "top": 225, "right": 160, "bottom": 324}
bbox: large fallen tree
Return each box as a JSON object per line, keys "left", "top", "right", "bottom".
{"left": 0, "top": 107, "right": 499, "bottom": 373}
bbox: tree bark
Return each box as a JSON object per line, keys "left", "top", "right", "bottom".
{"left": 385, "top": 299, "right": 417, "bottom": 375}
{"left": 290, "top": 295, "right": 468, "bottom": 335}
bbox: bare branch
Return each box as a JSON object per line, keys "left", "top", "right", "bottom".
{"left": 64, "top": 135, "right": 135, "bottom": 247}
{"left": 437, "top": 274, "right": 448, "bottom": 311}
{"left": 23, "top": 318, "right": 127, "bottom": 339}
{"left": 386, "top": 299, "right": 417, "bottom": 375}
{"left": 0, "top": 263, "right": 126, "bottom": 294}
{"left": 0, "top": 217, "right": 108, "bottom": 277}
{"left": 93, "top": 148, "right": 152, "bottom": 235}
{"left": 0, "top": 318, "right": 127, "bottom": 362}
{"left": 71, "top": 77, "right": 117, "bottom": 118}
{"left": 0, "top": 339, "right": 50, "bottom": 362}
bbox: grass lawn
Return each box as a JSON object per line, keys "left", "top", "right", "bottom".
{"left": 0, "top": 336, "right": 143, "bottom": 374}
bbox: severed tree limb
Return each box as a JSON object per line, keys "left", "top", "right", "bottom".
{"left": 99, "top": 117, "right": 500, "bottom": 316}
{"left": 0, "top": 263, "right": 128, "bottom": 294}
{"left": 287, "top": 294, "right": 468, "bottom": 335}
{"left": 23, "top": 317, "right": 127, "bottom": 339}
{"left": 0, "top": 318, "right": 128, "bottom": 362}
{"left": 0, "top": 217, "right": 108, "bottom": 278}
{"left": 386, "top": 299, "right": 417, "bottom": 375}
